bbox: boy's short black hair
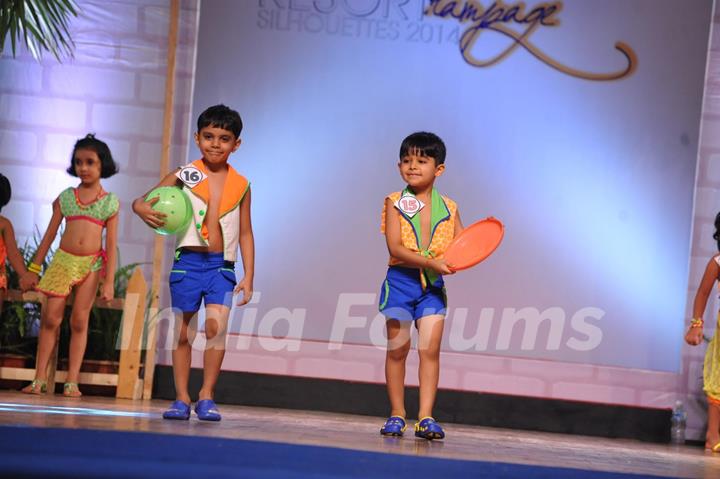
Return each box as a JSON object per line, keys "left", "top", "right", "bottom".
{"left": 0, "top": 173, "right": 10, "bottom": 213}
{"left": 714, "top": 212, "right": 720, "bottom": 252}
{"left": 399, "top": 131, "right": 446, "bottom": 165}
{"left": 197, "top": 104, "right": 243, "bottom": 138}
{"left": 66, "top": 133, "right": 119, "bottom": 178}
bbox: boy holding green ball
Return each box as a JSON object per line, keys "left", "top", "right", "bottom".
{"left": 132, "top": 104, "right": 254, "bottom": 421}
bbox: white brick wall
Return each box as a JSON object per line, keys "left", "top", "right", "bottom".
{"left": 708, "top": 151, "right": 720, "bottom": 182}
{"left": 0, "top": 61, "right": 43, "bottom": 92}
{"left": 0, "top": 130, "right": 39, "bottom": 161}
{"left": 0, "top": 94, "right": 87, "bottom": 128}
{"left": 92, "top": 104, "right": 165, "bottom": 138}
{"left": 3, "top": 200, "right": 34, "bottom": 235}
{"left": 47, "top": 65, "right": 137, "bottom": 100}
{"left": 138, "top": 74, "right": 166, "bottom": 104}
{"left": 0, "top": 0, "right": 199, "bottom": 294}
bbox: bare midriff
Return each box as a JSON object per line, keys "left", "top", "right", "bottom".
{"left": 59, "top": 220, "right": 103, "bottom": 255}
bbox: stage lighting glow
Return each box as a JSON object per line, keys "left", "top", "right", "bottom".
{"left": 0, "top": 402, "right": 153, "bottom": 418}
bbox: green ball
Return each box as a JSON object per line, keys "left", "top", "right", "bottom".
{"left": 145, "top": 186, "right": 193, "bottom": 236}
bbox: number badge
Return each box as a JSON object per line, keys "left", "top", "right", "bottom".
{"left": 176, "top": 166, "right": 207, "bottom": 188}
{"left": 395, "top": 194, "right": 424, "bottom": 218}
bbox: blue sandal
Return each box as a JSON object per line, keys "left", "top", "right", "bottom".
{"left": 195, "top": 399, "right": 222, "bottom": 421}
{"left": 162, "top": 400, "right": 191, "bottom": 420}
{"left": 414, "top": 417, "right": 445, "bottom": 440}
{"left": 380, "top": 416, "right": 407, "bottom": 436}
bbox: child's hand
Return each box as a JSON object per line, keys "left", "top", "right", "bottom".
{"left": 20, "top": 272, "right": 38, "bottom": 292}
{"left": 99, "top": 282, "right": 114, "bottom": 302}
{"left": 234, "top": 277, "right": 253, "bottom": 306}
{"left": 426, "top": 258, "right": 454, "bottom": 275}
{"left": 685, "top": 326, "right": 704, "bottom": 346}
{"left": 132, "top": 196, "right": 166, "bottom": 229}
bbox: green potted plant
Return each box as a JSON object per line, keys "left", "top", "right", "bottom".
{"left": 0, "top": 0, "right": 79, "bottom": 60}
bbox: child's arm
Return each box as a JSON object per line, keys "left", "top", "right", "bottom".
{"left": 384, "top": 197, "right": 453, "bottom": 275}
{"left": 27, "top": 198, "right": 64, "bottom": 286}
{"left": 685, "top": 256, "right": 719, "bottom": 345}
{"left": 131, "top": 170, "right": 181, "bottom": 228}
{"left": 454, "top": 208, "right": 464, "bottom": 237}
{"left": 99, "top": 213, "right": 119, "bottom": 301}
{"left": 0, "top": 217, "right": 32, "bottom": 290}
{"left": 1, "top": 217, "right": 26, "bottom": 273}
{"left": 234, "top": 188, "right": 254, "bottom": 306}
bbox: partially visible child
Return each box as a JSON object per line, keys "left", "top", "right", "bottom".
{"left": 22, "top": 134, "right": 119, "bottom": 397}
{"left": 378, "top": 132, "right": 464, "bottom": 440}
{"left": 0, "top": 174, "right": 35, "bottom": 315}
{"left": 686, "top": 212, "right": 720, "bottom": 452}
{"left": 132, "top": 104, "right": 254, "bottom": 421}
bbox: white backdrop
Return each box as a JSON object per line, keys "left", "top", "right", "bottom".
{"left": 187, "top": 0, "right": 713, "bottom": 372}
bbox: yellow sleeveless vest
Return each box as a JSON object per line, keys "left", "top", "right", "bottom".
{"left": 381, "top": 187, "right": 457, "bottom": 287}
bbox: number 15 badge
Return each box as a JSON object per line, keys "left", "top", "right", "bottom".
{"left": 395, "top": 193, "right": 424, "bottom": 218}
{"left": 176, "top": 166, "right": 207, "bottom": 188}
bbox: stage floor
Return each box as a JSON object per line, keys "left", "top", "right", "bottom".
{"left": 0, "top": 390, "right": 718, "bottom": 478}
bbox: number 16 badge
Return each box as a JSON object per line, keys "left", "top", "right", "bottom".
{"left": 176, "top": 165, "right": 207, "bottom": 188}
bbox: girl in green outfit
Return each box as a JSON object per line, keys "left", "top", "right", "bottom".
{"left": 23, "top": 134, "right": 119, "bottom": 397}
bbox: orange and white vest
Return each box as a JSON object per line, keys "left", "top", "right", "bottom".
{"left": 175, "top": 159, "right": 250, "bottom": 261}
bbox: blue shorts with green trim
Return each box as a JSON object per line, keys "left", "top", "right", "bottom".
{"left": 169, "top": 249, "right": 236, "bottom": 313}
{"left": 378, "top": 266, "right": 446, "bottom": 321}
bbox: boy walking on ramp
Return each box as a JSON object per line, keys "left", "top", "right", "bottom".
{"left": 378, "top": 132, "right": 464, "bottom": 440}
{"left": 133, "top": 104, "right": 254, "bottom": 421}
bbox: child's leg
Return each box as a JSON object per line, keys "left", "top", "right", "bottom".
{"left": 416, "top": 314, "right": 445, "bottom": 419}
{"left": 199, "top": 304, "right": 230, "bottom": 401}
{"left": 21, "top": 296, "right": 66, "bottom": 392}
{"left": 707, "top": 400, "right": 720, "bottom": 449}
{"left": 65, "top": 271, "right": 100, "bottom": 389}
{"left": 385, "top": 319, "right": 412, "bottom": 418}
{"left": 171, "top": 311, "right": 197, "bottom": 404}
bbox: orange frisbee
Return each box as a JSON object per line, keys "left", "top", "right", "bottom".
{"left": 444, "top": 217, "right": 504, "bottom": 271}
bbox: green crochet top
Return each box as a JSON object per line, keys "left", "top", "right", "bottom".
{"left": 58, "top": 187, "right": 119, "bottom": 226}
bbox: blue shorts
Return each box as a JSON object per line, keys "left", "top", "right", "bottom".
{"left": 169, "top": 249, "right": 236, "bottom": 313}
{"left": 378, "top": 266, "right": 447, "bottom": 321}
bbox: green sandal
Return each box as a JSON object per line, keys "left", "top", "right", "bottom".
{"left": 21, "top": 379, "right": 47, "bottom": 395}
{"left": 63, "top": 382, "right": 82, "bottom": 397}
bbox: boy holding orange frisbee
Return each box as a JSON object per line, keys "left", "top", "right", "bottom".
{"left": 378, "top": 131, "right": 464, "bottom": 440}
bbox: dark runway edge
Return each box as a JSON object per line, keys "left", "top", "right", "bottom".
{"left": 0, "top": 425, "right": 666, "bottom": 479}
